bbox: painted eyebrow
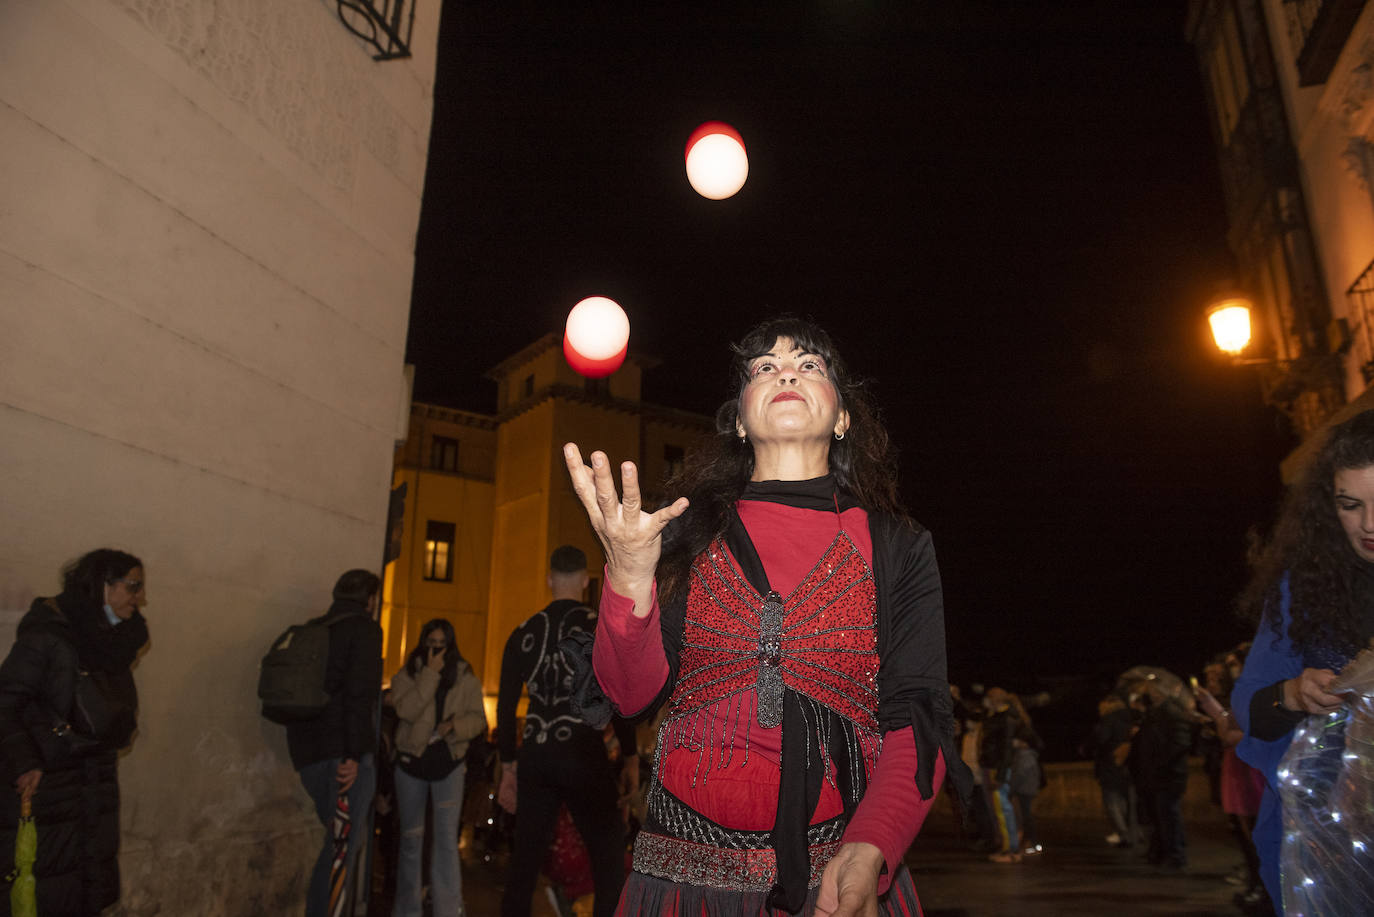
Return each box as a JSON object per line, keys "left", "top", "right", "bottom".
{"left": 748, "top": 349, "right": 825, "bottom": 364}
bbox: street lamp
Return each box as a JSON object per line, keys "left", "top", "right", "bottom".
{"left": 1207, "top": 296, "right": 1254, "bottom": 357}
{"left": 1204, "top": 291, "right": 1348, "bottom": 435}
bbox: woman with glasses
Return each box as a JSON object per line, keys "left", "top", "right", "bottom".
{"left": 389, "top": 618, "right": 487, "bottom": 917}
{"left": 0, "top": 548, "right": 150, "bottom": 917}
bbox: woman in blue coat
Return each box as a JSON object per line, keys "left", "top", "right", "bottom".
{"left": 1232, "top": 409, "right": 1374, "bottom": 913}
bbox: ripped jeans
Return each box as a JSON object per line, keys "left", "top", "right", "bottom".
{"left": 394, "top": 762, "right": 467, "bottom": 917}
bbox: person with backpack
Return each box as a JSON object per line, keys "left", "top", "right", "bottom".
{"left": 389, "top": 618, "right": 486, "bottom": 917}
{"left": 0, "top": 548, "right": 149, "bottom": 917}
{"left": 283, "top": 569, "right": 383, "bottom": 917}
{"left": 496, "top": 546, "right": 636, "bottom": 917}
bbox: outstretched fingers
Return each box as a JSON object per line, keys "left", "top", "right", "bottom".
{"left": 563, "top": 443, "right": 689, "bottom": 541}
{"left": 564, "top": 444, "right": 615, "bottom": 524}
{"left": 651, "top": 496, "right": 691, "bottom": 532}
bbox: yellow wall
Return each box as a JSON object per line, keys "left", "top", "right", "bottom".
{"left": 483, "top": 404, "right": 555, "bottom": 691}
{"left": 389, "top": 389, "right": 712, "bottom": 698}
{"left": 382, "top": 466, "right": 495, "bottom": 683}
{"left": 382, "top": 406, "right": 498, "bottom": 684}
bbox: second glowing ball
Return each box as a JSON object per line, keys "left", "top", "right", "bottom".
{"left": 685, "top": 122, "right": 748, "bottom": 200}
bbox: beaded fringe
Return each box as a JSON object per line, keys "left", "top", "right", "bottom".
{"left": 658, "top": 692, "right": 881, "bottom": 792}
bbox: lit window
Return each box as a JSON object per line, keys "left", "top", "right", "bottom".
{"left": 424, "top": 521, "right": 455, "bottom": 582}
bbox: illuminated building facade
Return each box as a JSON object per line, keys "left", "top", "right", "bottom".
{"left": 1190, "top": 0, "right": 1374, "bottom": 449}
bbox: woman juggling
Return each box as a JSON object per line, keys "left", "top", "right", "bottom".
{"left": 564, "top": 317, "right": 970, "bottom": 916}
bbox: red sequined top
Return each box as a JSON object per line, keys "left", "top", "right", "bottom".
{"left": 594, "top": 499, "right": 943, "bottom": 892}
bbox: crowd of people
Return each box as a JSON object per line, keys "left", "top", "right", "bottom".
{"left": 5, "top": 325, "right": 1374, "bottom": 917}
{"left": 950, "top": 657, "right": 1268, "bottom": 915}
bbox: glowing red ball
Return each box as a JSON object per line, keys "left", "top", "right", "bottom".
{"left": 685, "top": 121, "right": 748, "bottom": 200}
{"left": 564, "top": 296, "right": 629, "bottom": 378}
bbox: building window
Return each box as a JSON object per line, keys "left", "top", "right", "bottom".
{"left": 430, "top": 435, "right": 458, "bottom": 472}
{"left": 663, "top": 444, "right": 685, "bottom": 480}
{"left": 424, "top": 521, "right": 455, "bottom": 582}
{"left": 1206, "top": 7, "right": 1250, "bottom": 143}
{"left": 523, "top": 374, "right": 535, "bottom": 397}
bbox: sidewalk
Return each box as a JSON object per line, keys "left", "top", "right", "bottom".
{"left": 911, "top": 804, "right": 1250, "bottom": 917}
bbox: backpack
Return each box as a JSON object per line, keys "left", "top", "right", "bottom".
{"left": 257, "top": 612, "right": 359, "bottom": 724}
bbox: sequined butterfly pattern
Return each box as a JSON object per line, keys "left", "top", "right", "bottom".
{"left": 671, "top": 529, "right": 880, "bottom": 733}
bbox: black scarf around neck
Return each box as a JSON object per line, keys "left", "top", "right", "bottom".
{"left": 739, "top": 474, "right": 858, "bottom": 513}
{"left": 727, "top": 478, "right": 866, "bottom": 912}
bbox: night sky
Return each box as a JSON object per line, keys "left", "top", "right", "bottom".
{"left": 406, "top": 1, "right": 1296, "bottom": 719}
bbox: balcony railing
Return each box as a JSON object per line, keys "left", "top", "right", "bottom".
{"left": 336, "top": 0, "right": 415, "bottom": 61}
{"left": 1285, "top": 0, "right": 1368, "bottom": 86}
{"left": 1347, "top": 255, "right": 1374, "bottom": 381}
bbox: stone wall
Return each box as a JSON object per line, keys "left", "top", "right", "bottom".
{"left": 0, "top": 1, "right": 440, "bottom": 912}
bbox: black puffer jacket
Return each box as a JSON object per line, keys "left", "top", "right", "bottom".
{"left": 0, "top": 591, "right": 148, "bottom": 917}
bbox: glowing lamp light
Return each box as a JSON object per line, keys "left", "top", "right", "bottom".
{"left": 685, "top": 121, "right": 748, "bottom": 200}
{"left": 1207, "top": 297, "right": 1253, "bottom": 356}
{"left": 564, "top": 296, "right": 629, "bottom": 378}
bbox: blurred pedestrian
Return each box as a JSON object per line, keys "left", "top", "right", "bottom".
{"left": 1129, "top": 681, "right": 1193, "bottom": 870}
{"left": 0, "top": 548, "right": 149, "bottom": 917}
{"left": 1008, "top": 693, "right": 1044, "bottom": 855}
{"left": 979, "top": 687, "right": 1021, "bottom": 863}
{"left": 390, "top": 619, "right": 487, "bottom": 917}
{"left": 955, "top": 687, "right": 997, "bottom": 852}
{"left": 1091, "top": 693, "right": 1137, "bottom": 848}
{"left": 1193, "top": 652, "right": 1270, "bottom": 914}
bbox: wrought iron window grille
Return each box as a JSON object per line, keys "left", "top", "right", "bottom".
{"left": 1347, "top": 256, "right": 1374, "bottom": 382}
{"left": 336, "top": 0, "right": 415, "bottom": 61}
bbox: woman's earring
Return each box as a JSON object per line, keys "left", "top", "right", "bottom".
{"left": 834, "top": 431, "right": 845, "bottom": 441}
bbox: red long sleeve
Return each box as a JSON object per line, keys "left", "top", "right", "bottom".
{"left": 592, "top": 574, "right": 669, "bottom": 716}
{"left": 842, "top": 727, "right": 946, "bottom": 893}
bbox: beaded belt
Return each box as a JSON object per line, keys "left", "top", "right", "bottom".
{"left": 632, "top": 831, "right": 844, "bottom": 892}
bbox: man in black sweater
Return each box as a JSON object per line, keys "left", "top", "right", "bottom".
{"left": 497, "top": 545, "right": 636, "bottom": 917}
{"left": 286, "top": 569, "right": 384, "bottom": 917}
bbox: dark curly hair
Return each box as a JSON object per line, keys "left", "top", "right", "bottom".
{"left": 1240, "top": 409, "right": 1374, "bottom": 655}
{"left": 656, "top": 315, "right": 905, "bottom": 601}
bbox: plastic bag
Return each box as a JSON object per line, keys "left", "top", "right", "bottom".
{"left": 1277, "top": 647, "right": 1374, "bottom": 915}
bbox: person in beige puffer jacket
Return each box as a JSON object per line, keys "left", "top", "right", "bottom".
{"left": 389, "top": 619, "right": 487, "bottom": 917}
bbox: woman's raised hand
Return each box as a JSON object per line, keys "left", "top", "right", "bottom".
{"left": 563, "top": 443, "right": 688, "bottom": 614}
